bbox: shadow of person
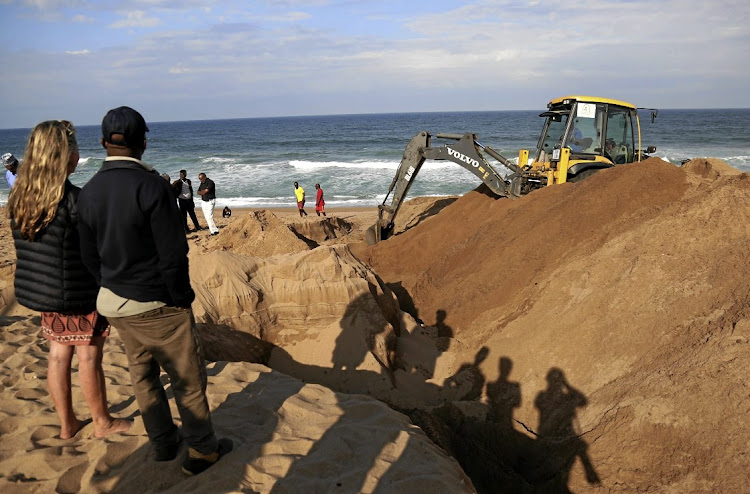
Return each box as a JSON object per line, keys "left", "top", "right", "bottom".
{"left": 435, "top": 309, "right": 453, "bottom": 352}
{"left": 532, "top": 367, "right": 600, "bottom": 492}
{"left": 385, "top": 281, "right": 419, "bottom": 325}
{"left": 442, "top": 346, "right": 488, "bottom": 401}
{"left": 396, "top": 354, "right": 535, "bottom": 492}
{"left": 331, "top": 292, "right": 396, "bottom": 378}
{"left": 487, "top": 356, "right": 521, "bottom": 429}
{"left": 389, "top": 307, "right": 458, "bottom": 406}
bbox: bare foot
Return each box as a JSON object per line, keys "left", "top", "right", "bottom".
{"left": 94, "top": 418, "right": 133, "bottom": 438}
{"left": 59, "top": 419, "right": 87, "bottom": 440}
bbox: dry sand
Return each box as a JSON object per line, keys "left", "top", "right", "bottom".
{"left": 1, "top": 157, "right": 749, "bottom": 493}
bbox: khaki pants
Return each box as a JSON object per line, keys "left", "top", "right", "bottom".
{"left": 109, "top": 307, "right": 218, "bottom": 454}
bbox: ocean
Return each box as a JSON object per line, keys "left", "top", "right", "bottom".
{"left": 2, "top": 108, "right": 748, "bottom": 208}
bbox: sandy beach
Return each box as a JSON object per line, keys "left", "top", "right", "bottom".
{"left": 2, "top": 157, "right": 750, "bottom": 493}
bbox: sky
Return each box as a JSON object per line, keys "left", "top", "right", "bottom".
{"left": 1, "top": 0, "right": 748, "bottom": 129}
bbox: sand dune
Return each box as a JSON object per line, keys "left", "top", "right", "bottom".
{"left": 0, "top": 317, "right": 473, "bottom": 493}
{"left": 2, "top": 157, "right": 749, "bottom": 492}
{"left": 364, "top": 158, "right": 750, "bottom": 492}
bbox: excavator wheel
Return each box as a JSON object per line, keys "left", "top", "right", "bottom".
{"left": 568, "top": 169, "right": 598, "bottom": 183}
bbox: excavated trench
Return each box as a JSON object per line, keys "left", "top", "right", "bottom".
{"left": 196, "top": 319, "right": 577, "bottom": 493}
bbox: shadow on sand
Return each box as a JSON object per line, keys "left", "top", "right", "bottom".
{"left": 101, "top": 287, "right": 599, "bottom": 493}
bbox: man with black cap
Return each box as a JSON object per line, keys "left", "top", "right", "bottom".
{"left": 3, "top": 152, "right": 18, "bottom": 189}
{"left": 77, "top": 106, "right": 231, "bottom": 476}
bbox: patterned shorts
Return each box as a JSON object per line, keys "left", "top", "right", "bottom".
{"left": 40, "top": 311, "right": 110, "bottom": 346}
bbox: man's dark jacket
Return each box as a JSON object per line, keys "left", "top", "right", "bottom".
{"left": 77, "top": 158, "right": 195, "bottom": 308}
{"left": 12, "top": 180, "right": 99, "bottom": 313}
{"left": 197, "top": 177, "right": 216, "bottom": 201}
{"left": 172, "top": 178, "right": 195, "bottom": 205}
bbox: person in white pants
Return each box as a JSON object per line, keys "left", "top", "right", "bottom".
{"left": 196, "top": 172, "right": 219, "bottom": 235}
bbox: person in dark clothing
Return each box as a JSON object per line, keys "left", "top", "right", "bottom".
{"left": 77, "top": 106, "right": 231, "bottom": 475}
{"left": 173, "top": 169, "right": 202, "bottom": 232}
{"left": 9, "top": 120, "right": 131, "bottom": 440}
{"left": 196, "top": 172, "right": 218, "bottom": 235}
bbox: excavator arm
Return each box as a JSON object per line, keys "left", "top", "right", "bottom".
{"left": 365, "top": 131, "right": 521, "bottom": 245}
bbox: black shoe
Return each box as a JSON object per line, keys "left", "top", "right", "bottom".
{"left": 154, "top": 435, "right": 183, "bottom": 461}
{"left": 182, "top": 438, "right": 233, "bottom": 476}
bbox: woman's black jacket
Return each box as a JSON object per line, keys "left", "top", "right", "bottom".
{"left": 12, "top": 180, "right": 99, "bottom": 313}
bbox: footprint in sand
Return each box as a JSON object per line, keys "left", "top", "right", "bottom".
{"left": 30, "top": 425, "right": 60, "bottom": 442}
{"left": 23, "top": 361, "right": 47, "bottom": 377}
{"left": 14, "top": 387, "right": 46, "bottom": 401}
{"left": 95, "top": 436, "right": 142, "bottom": 475}
{"left": 56, "top": 460, "right": 89, "bottom": 494}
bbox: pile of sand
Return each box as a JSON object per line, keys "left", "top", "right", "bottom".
{"left": 363, "top": 158, "right": 750, "bottom": 492}
{"left": 207, "top": 210, "right": 311, "bottom": 256}
{"left": 189, "top": 246, "right": 401, "bottom": 399}
{"left": 2, "top": 156, "right": 749, "bottom": 492}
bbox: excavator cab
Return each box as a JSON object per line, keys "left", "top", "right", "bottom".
{"left": 521, "top": 96, "right": 657, "bottom": 187}
{"left": 366, "top": 96, "right": 657, "bottom": 244}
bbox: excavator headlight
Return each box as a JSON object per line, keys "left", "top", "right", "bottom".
{"left": 552, "top": 148, "right": 561, "bottom": 161}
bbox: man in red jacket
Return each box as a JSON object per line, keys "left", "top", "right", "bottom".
{"left": 315, "top": 183, "right": 326, "bottom": 217}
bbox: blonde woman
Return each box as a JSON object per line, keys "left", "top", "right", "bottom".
{"left": 8, "top": 120, "right": 131, "bottom": 439}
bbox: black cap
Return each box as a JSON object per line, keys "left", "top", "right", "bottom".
{"left": 102, "top": 106, "right": 149, "bottom": 147}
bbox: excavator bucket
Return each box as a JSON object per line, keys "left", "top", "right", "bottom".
{"left": 364, "top": 224, "right": 381, "bottom": 245}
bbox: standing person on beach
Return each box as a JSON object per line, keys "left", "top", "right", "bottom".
{"left": 8, "top": 120, "right": 132, "bottom": 440}
{"left": 77, "top": 106, "right": 231, "bottom": 475}
{"left": 294, "top": 181, "right": 308, "bottom": 217}
{"left": 314, "top": 183, "right": 326, "bottom": 217}
{"left": 196, "top": 172, "right": 219, "bottom": 235}
{"left": 3, "top": 152, "right": 18, "bottom": 188}
{"left": 174, "top": 170, "right": 202, "bottom": 233}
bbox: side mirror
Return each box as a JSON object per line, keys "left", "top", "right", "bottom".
{"left": 646, "top": 145, "right": 657, "bottom": 153}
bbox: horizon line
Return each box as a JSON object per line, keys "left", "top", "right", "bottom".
{"left": 2, "top": 106, "right": 748, "bottom": 132}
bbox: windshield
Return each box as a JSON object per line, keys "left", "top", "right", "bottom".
{"left": 537, "top": 112, "right": 569, "bottom": 161}
{"left": 565, "top": 102, "right": 604, "bottom": 154}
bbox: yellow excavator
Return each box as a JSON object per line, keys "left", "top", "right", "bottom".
{"left": 366, "top": 95, "right": 658, "bottom": 244}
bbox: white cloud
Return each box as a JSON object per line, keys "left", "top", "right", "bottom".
{"left": 169, "top": 64, "right": 192, "bottom": 74}
{"left": 2, "top": 0, "right": 749, "bottom": 128}
{"left": 110, "top": 10, "right": 161, "bottom": 29}
{"left": 274, "top": 11, "right": 311, "bottom": 21}
{"left": 22, "top": 0, "right": 83, "bottom": 8}
{"left": 71, "top": 14, "right": 94, "bottom": 23}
